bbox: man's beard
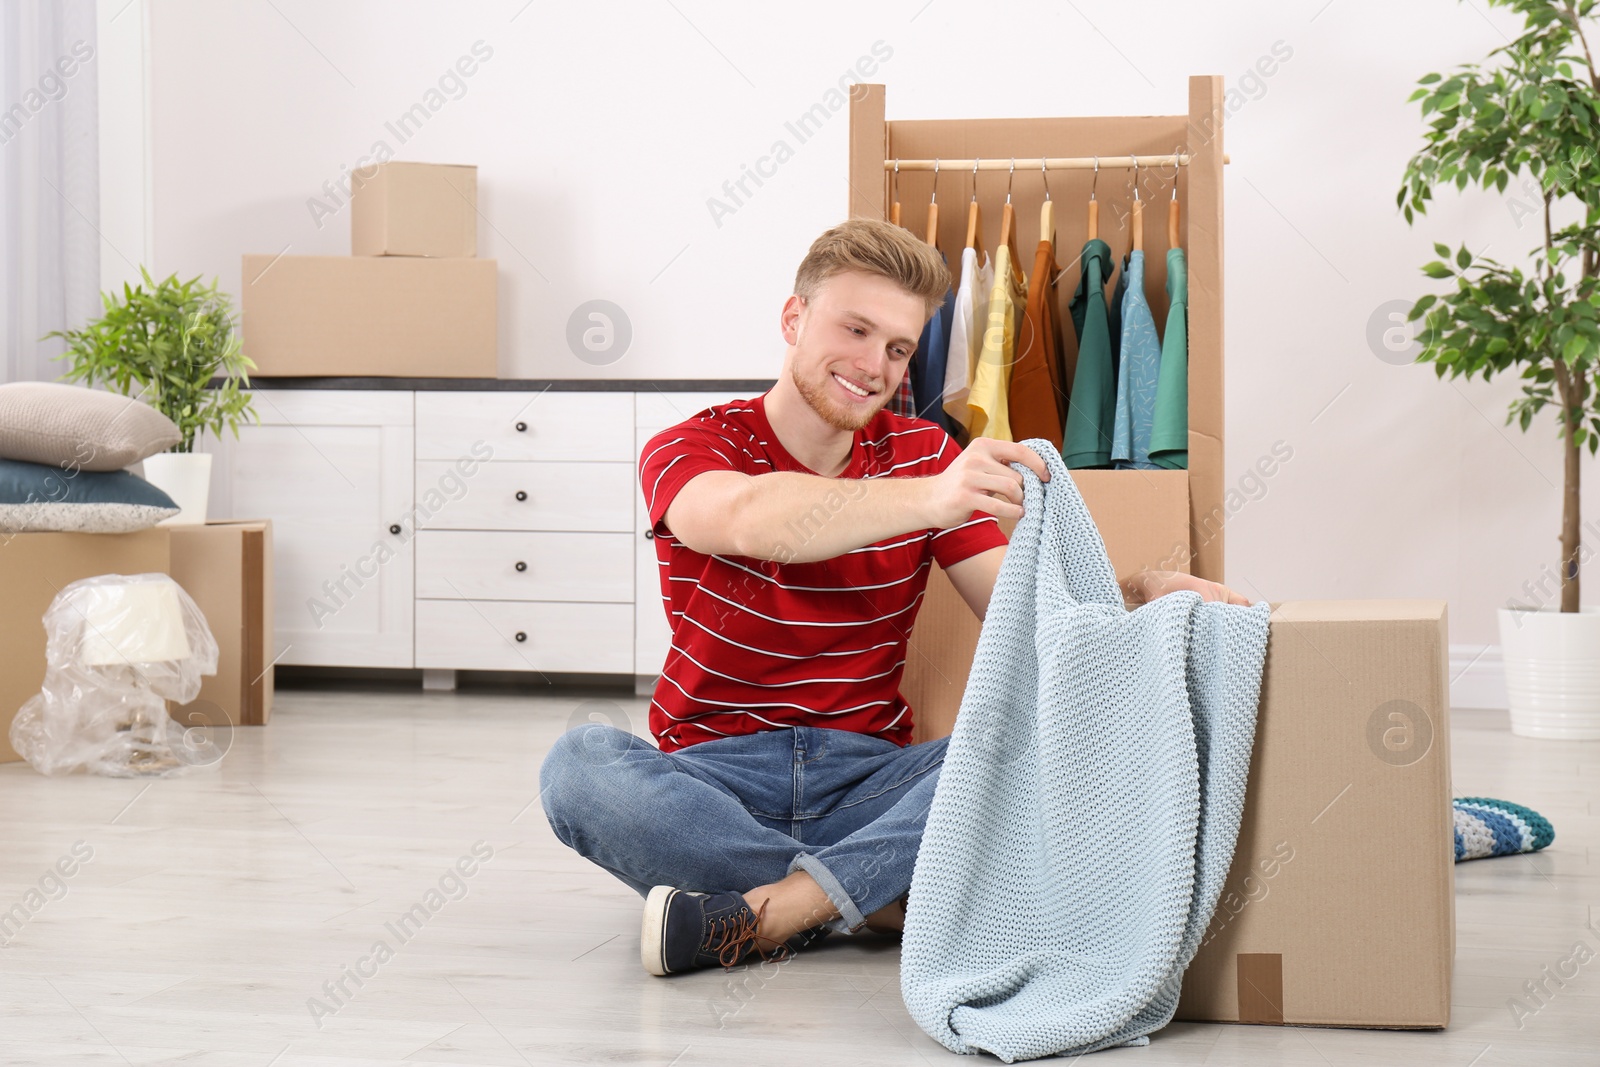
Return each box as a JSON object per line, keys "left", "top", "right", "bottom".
{"left": 790, "top": 362, "right": 884, "bottom": 433}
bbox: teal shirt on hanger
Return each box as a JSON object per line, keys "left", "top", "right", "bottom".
{"left": 1111, "top": 249, "right": 1162, "bottom": 469}
{"left": 1147, "top": 246, "right": 1189, "bottom": 469}
{"left": 1063, "top": 238, "right": 1116, "bottom": 469}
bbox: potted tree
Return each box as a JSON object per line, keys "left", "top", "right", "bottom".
{"left": 47, "top": 267, "right": 256, "bottom": 525}
{"left": 1398, "top": 0, "right": 1600, "bottom": 738}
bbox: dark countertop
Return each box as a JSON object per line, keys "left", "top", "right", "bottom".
{"left": 237, "top": 377, "right": 779, "bottom": 392}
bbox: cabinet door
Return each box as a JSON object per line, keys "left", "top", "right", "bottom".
{"left": 221, "top": 390, "right": 415, "bottom": 668}
{"left": 633, "top": 390, "right": 761, "bottom": 678}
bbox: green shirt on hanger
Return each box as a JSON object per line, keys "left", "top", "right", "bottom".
{"left": 1062, "top": 238, "right": 1116, "bottom": 469}
{"left": 1147, "top": 246, "right": 1188, "bottom": 469}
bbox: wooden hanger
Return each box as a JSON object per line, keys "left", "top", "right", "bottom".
{"left": 1130, "top": 155, "right": 1143, "bottom": 253}
{"left": 998, "top": 158, "right": 1025, "bottom": 285}
{"left": 925, "top": 157, "right": 940, "bottom": 249}
{"left": 965, "top": 157, "right": 985, "bottom": 261}
{"left": 889, "top": 159, "right": 902, "bottom": 228}
{"left": 1168, "top": 145, "right": 1181, "bottom": 249}
{"left": 1087, "top": 155, "right": 1099, "bottom": 241}
{"left": 1039, "top": 158, "right": 1055, "bottom": 247}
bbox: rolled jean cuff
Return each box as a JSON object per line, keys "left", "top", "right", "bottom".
{"left": 788, "top": 852, "right": 865, "bottom": 934}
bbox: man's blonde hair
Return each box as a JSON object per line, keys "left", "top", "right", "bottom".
{"left": 793, "top": 217, "right": 950, "bottom": 322}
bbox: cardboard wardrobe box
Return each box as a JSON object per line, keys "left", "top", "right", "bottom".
{"left": 905, "top": 583, "right": 1454, "bottom": 1029}
{"left": 240, "top": 254, "right": 497, "bottom": 378}
{"left": 168, "top": 520, "right": 275, "bottom": 727}
{"left": 351, "top": 161, "right": 478, "bottom": 258}
{"left": 0, "top": 528, "right": 171, "bottom": 763}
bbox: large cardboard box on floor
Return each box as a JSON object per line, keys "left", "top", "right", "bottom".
{"left": 240, "top": 254, "right": 496, "bottom": 377}
{"left": 906, "top": 582, "right": 1454, "bottom": 1029}
{"left": 0, "top": 528, "right": 171, "bottom": 763}
{"left": 168, "top": 520, "right": 275, "bottom": 727}
{"left": 351, "top": 161, "right": 477, "bottom": 258}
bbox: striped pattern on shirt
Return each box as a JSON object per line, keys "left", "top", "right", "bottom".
{"left": 639, "top": 390, "right": 1008, "bottom": 752}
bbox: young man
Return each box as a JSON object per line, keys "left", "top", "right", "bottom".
{"left": 539, "top": 218, "right": 1246, "bottom": 978}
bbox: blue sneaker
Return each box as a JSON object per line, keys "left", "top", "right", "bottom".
{"left": 641, "top": 886, "right": 799, "bottom": 976}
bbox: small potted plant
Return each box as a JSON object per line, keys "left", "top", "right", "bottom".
{"left": 47, "top": 267, "right": 256, "bottom": 524}
{"left": 1397, "top": 0, "right": 1600, "bottom": 738}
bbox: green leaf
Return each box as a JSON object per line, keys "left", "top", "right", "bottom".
{"left": 1456, "top": 245, "right": 1473, "bottom": 269}
{"left": 1433, "top": 242, "right": 1452, "bottom": 258}
{"left": 1423, "top": 261, "right": 1455, "bottom": 279}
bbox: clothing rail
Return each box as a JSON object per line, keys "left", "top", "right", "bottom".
{"left": 883, "top": 154, "right": 1229, "bottom": 171}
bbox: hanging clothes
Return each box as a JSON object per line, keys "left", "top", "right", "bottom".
{"left": 1147, "top": 246, "right": 1189, "bottom": 469}
{"left": 1107, "top": 253, "right": 1126, "bottom": 369}
{"left": 1110, "top": 249, "right": 1163, "bottom": 469}
{"left": 967, "top": 243, "right": 1024, "bottom": 442}
{"left": 1007, "top": 238, "right": 1066, "bottom": 448}
{"left": 913, "top": 253, "right": 960, "bottom": 437}
{"left": 1062, "top": 238, "right": 1116, "bottom": 468}
{"left": 943, "top": 246, "right": 993, "bottom": 441}
{"left": 890, "top": 360, "right": 916, "bottom": 417}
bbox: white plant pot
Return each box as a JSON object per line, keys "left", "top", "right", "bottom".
{"left": 1498, "top": 606, "right": 1600, "bottom": 740}
{"left": 141, "top": 451, "right": 212, "bottom": 526}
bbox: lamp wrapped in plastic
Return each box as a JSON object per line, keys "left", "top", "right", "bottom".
{"left": 10, "top": 573, "right": 219, "bottom": 777}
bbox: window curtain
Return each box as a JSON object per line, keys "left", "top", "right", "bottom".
{"left": 1, "top": 0, "right": 100, "bottom": 386}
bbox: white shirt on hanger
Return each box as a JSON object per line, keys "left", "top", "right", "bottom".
{"left": 942, "top": 245, "right": 993, "bottom": 435}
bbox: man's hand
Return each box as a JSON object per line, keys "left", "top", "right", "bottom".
{"left": 926, "top": 438, "right": 1050, "bottom": 528}
{"left": 1120, "top": 569, "right": 1252, "bottom": 608}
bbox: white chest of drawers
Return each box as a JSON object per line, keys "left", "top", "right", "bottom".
{"left": 211, "top": 383, "right": 761, "bottom": 685}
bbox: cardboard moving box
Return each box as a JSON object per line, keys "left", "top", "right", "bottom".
{"left": 352, "top": 161, "right": 478, "bottom": 258}
{"left": 0, "top": 528, "right": 171, "bottom": 763}
{"left": 904, "top": 583, "right": 1454, "bottom": 1029}
{"left": 241, "top": 254, "right": 497, "bottom": 378}
{"left": 169, "top": 520, "right": 275, "bottom": 727}
{"left": 1175, "top": 600, "right": 1454, "bottom": 1029}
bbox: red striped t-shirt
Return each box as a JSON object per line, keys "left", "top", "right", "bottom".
{"left": 639, "top": 391, "right": 1008, "bottom": 752}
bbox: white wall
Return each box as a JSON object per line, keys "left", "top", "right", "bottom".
{"left": 115, "top": 0, "right": 1599, "bottom": 693}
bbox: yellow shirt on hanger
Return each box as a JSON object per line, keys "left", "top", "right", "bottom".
{"left": 967, "top": 243, "right": 1024, "bottom": 442}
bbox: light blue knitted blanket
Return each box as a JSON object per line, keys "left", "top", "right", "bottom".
{"left": 900, "top": 440, "right": 1272, "bottom": 1062}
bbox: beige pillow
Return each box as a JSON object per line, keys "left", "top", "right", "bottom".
{"left": 0, "top": 382, "right": 180, "bottom": 472}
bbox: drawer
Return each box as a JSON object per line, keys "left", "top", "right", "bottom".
{"left": 415, "top": 460, "right": 633, "bottom": 531}
{"left": 634, "top": 391, "right": 753, "bottom": 432}
{"left": 416, "top": 391, "right": 633, "bottom": 462}
{"left": 415, "top": 599, "right": 633, "bottom": 672}
{"left": 249, "top": 388, "right": 413, "bottom": 428}
{"left": 416, "top": 531, "right": 632, "bottom": 602}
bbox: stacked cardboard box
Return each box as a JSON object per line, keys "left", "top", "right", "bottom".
{"left": 242, "top": 162, "right": 497, "bottom": 378}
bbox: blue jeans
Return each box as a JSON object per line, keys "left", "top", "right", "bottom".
{"left": 539, "top": 723, "right": 948, "bottom": 934}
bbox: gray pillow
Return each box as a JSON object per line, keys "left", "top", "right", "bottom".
{"left": 0, "top": 458, "right": 179, "bottom": 533}
{"left": 0, "top": 382, "right": 180, "bottom": 472}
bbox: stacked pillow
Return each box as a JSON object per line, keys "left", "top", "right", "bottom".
{"left": 0, "top": 382, "right": 182, "bottom": 533}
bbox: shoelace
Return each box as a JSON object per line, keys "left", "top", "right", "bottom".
{"left": 707, "top": 897, "right": 793, "bottom": 969}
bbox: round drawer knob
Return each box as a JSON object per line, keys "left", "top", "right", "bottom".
{"left": 515, "top": 421, "right": 527, "bottom": 432}
{"left": 389, "top": 524, "right": 401, "bottom": 535}
{"left": 515, "top": 490, "right": 527, "bottom": 502}
{"left": 644, "top": 529, "right": 654, "bottom": 540}
{"left": 514, "top": 561, "right": 527, "bottom": 572}
{"left": 514, "top": 631, "right": 527, "bottom": 643}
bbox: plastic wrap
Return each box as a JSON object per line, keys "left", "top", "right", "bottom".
{"left": 10, "top": 573, "right": 220, "bottom": 777}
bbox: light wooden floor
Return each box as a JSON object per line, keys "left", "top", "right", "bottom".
{"left": 0, "top": 686, "right": 1595, "bottom": 1065}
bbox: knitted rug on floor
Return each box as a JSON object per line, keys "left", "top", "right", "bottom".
{"left": 900, "top": 440, "right": 1273, "bottom": 1063}
{"left": 1454, "top": 797, "right": 1554, "bottom": 861}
